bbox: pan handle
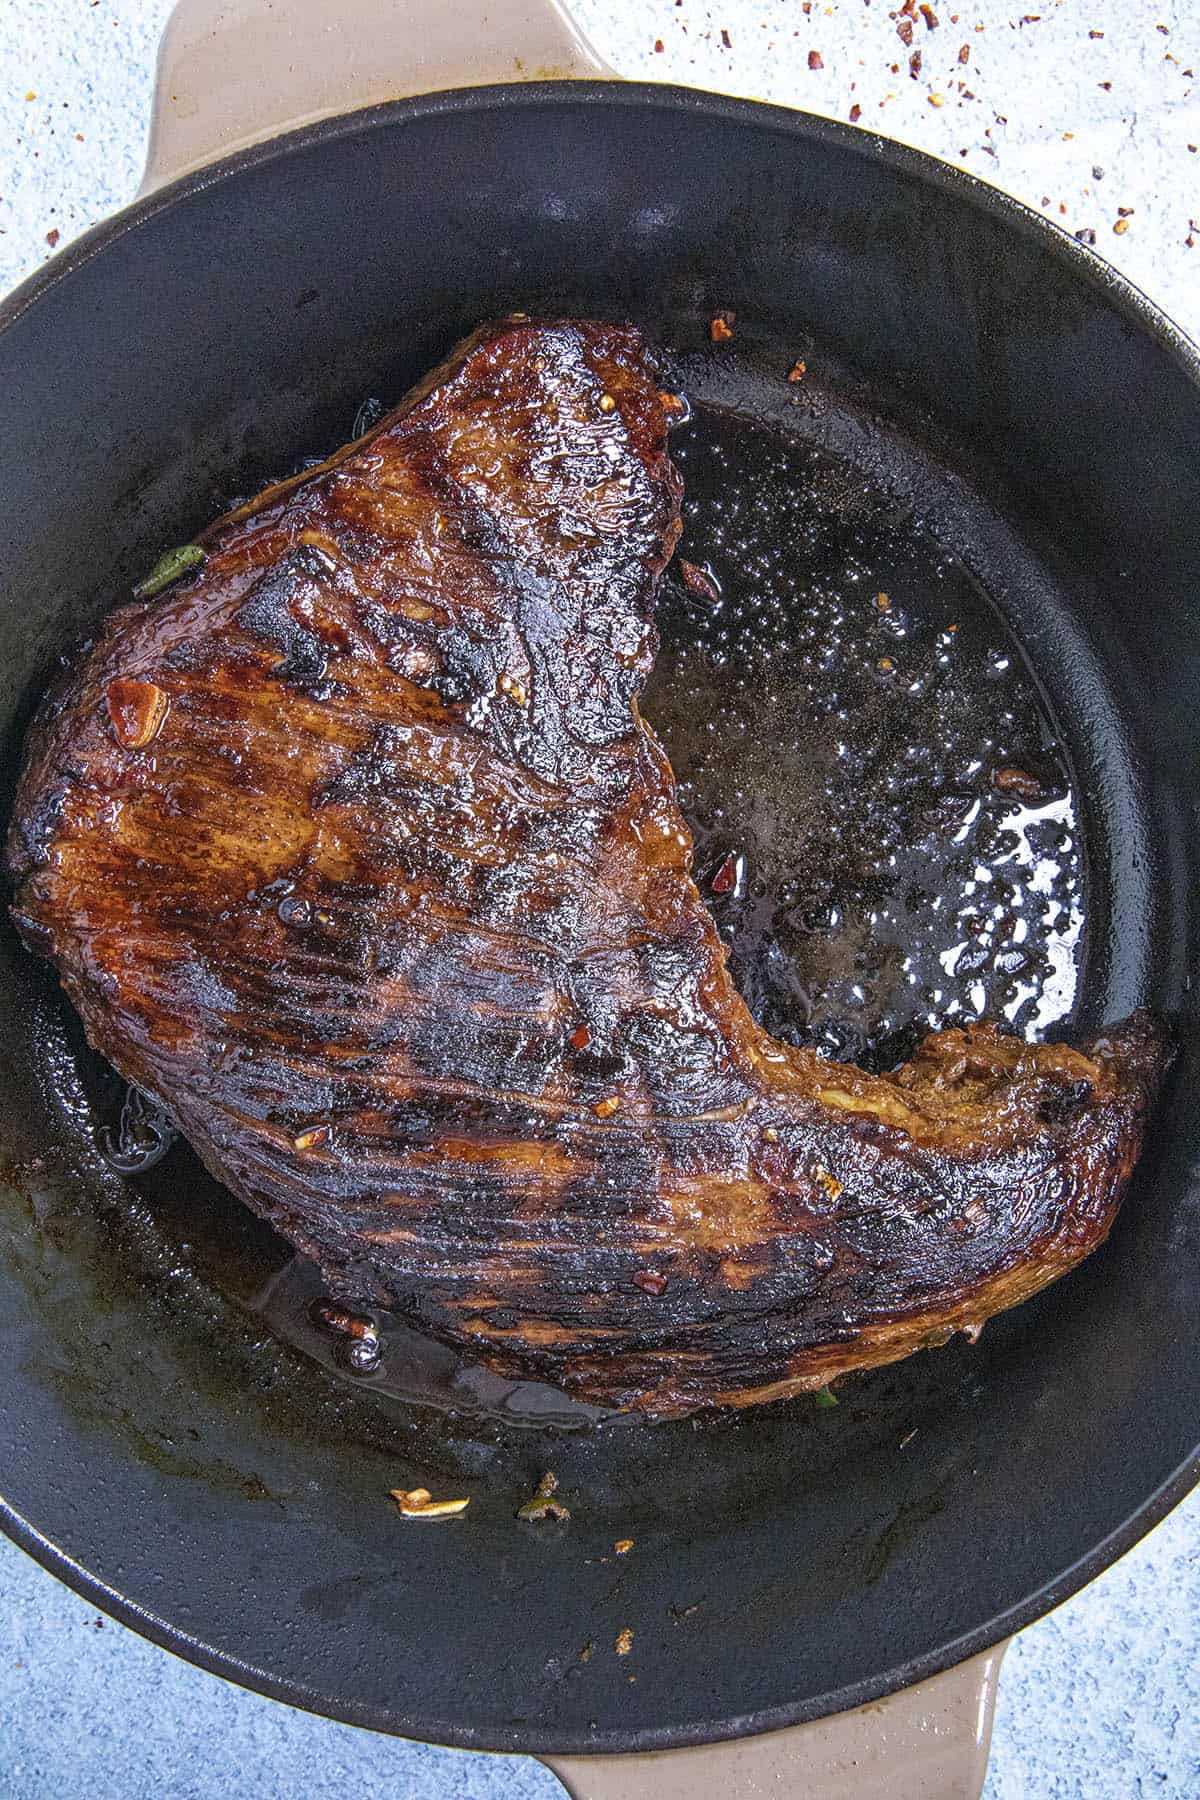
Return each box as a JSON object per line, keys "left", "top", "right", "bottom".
{"left": 140, "top": 0, "right": 616, "bottom": 191}
{"left": 540, "top": 1644, "right": 1008, "bottom": 1800}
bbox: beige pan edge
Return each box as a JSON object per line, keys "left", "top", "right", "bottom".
{"left": 137, "top": 1, "right": 1009, "bottom": 1794}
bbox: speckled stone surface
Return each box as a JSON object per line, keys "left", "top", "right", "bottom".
{"left": 1, "top": 2, "right": 1198, "bottom": 1796}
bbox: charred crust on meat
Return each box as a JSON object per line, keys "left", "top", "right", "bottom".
{"left": 5, "top": 318, "right": 1171, "bottom": 1415}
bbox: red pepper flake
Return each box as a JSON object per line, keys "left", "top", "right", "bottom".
{"left": 709, "top": 312, "right": 735, "bottom": 342}
{"left": 787, "top": 358, "right": 808, "bottom": 381}
{"left": 909, "top": 48, "right": 922, "bottom": 77}
{"left": 654, "top": 38, "right": 664, "bottom": 52}
{"left": 679, "top": 559, "right": 721, "bottom": 603}
{"left": 919, "top": 3, "right": 938, "bottom": 27}
{"left": 721, "top": 27, "right": 732, "bottom": 48}
{"left": 293, "top": 1124, "right": 331, "bottom": 1151}
{"left": 958, "top": 42, "right": 970, "bottom": 62}
{"left": 808, "top": 49, "right": 824, "bottom": 69}
{"left": 571, "top": 1023, "right": 592, "bottom": 1051}
{"left": 849, "top": 103, "right": 862, "bottom": 122}
{"left": 1157, "top": 22, "right": 1170, "bottom": 33}
{"left": 1098, "top": 80, "right": 1112, "bottom": 90}
{"left": 1089, "top": 28, "right": 1104, "bottom": 36}
{"left": 45, "top": 228, "right": 60, "bottom": 248}
{"left": 633, "top": 1270, "right": 669, "bottom": 1296}
{"left": 711, "top": 852, "right": 739, "bottom": 894}
{"left": 1117, "top": 205, "right": 1135, "bottom": 217}
{"left": 594, "top": 1095, "right": 621, "bottom": 1118}
{"left": 897, "top": 16, "right": 914, "bottom": 45}
{"left": 106, "top": 679, "right": 170, "bottom": 749}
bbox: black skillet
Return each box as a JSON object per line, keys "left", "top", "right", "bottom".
{"left": 1, "top": 36, "right": 1198, "bottom": 1798}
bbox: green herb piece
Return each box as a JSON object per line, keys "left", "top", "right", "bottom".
{"left": 815, "top": 1385, "right": 839, "bottom": 1409}
{"left": 517, "top": 1471, "right": 570, "bottom": 1522}
{"left": 133, "top": 543, "right": 206, "bottom": 600}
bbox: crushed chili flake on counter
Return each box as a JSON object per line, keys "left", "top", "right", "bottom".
{"left": 808, "top": 49, "right": 824, "bottom": 68}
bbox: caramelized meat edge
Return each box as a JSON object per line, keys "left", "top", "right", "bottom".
{"left": 6, "top": 318, "right": 1170, "bottom": 1414}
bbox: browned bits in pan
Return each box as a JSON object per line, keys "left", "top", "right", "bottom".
{"left": 106, "top": 679, "right": 169, "bottom": 750}
{"left": 787, "top": 359, "right": 808, "bottom": 381}
{"left": 709, "top": 312, "right": 735, "bottom": 342}
{"left": 615, "top": 1628, "right": 634, "bottom": 1656}
{"left": 992, "top": 765, "right": 1045, "bottom": 801}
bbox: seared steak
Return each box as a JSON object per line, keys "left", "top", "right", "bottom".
{"left": 6, "top": 319, "right": 1168, "bottom": 1413}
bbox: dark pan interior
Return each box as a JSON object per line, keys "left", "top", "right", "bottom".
{"left": 0, "top": 87, "right": 1197, "bottom": 1755}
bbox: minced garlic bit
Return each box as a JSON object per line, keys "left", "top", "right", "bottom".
{"left": 615, "top": 1627, "right": 634, "bottom": 1656}
{"left": 292, "top": 1124, "right": 331, "bottom": 1151}
{"left": 614, "top": 1538, "right": 634, "bottom": 1555}
{"left": 762, "top": 1126, "right": 780, "bottom": 1143}
{"left": 390, "top": 1487, "right": 470, "bottom": 1519}
{"left": 594, "top": 1095, "right": 621, "bottom": 1118}
{"left": 814, "top": 1165, "right": 844, "bottom": 1202}
{"left": 498, "top": 672, "right": 528, "bottom": 706}
{"left": 517, "top": 1471, "right": 571, "bottom": 1522}
{"left": 599, "top": 393, "right": 617, "bottom": 413}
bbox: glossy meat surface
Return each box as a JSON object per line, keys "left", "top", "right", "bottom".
{"left": 6, "top": 319, "right": 1169, "bottom": 1413}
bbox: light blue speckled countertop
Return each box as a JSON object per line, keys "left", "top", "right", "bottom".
{"left": 1, "top": 3, "right": 1198, "bottom": 1796}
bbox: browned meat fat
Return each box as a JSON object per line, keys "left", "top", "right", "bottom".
{"left": 5, "top": 318, "right": 1169, "bottom": 1414}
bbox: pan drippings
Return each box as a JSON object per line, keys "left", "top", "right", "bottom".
{"left": 645, "top": 402, "right": 1083, "bottom": 1073}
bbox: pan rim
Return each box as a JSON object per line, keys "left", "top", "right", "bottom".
{"left": 1, "top": 79, "right": 1198, "bottom": 1755}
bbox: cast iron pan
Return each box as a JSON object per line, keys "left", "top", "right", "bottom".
{"left": 0, "top": 85, "right": 1198, "bottom": 1756}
